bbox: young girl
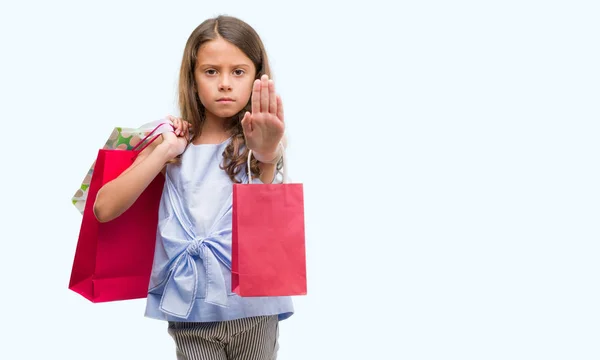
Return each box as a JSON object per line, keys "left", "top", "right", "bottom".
{"left": 93, "top": 15, "right": 293, "bottom": 360}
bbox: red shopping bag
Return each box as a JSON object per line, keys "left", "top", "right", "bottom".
{"left": 68, "top": 124, "right": 169, "bottom": 302}
{"left": 232, "top": 148, "right": 307, "bottom": 297}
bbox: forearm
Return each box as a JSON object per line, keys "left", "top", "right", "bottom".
{"left": 258, "top": 161, "right": 278, "bottom": 184}
{"left": 94, "top": 144, "right": 172, "bottom": 222}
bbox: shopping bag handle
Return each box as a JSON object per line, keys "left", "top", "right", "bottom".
{"left": 246, "top": 141, "right": 287, "bottom": 184}
{"left": 131, "top": 121, "right": 175, "bottom": 154}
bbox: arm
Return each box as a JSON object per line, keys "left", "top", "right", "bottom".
{"left": 242, "top": 75, "right": 286, "bottom": 184}
{"left": 258, "top": 162, "right": 277, "bottom": 184}
{"left": 93, "top": 139, "right": 173, "bottom": 223}
{"left": 94, "top": 116, "right": 189, "bottom": 223}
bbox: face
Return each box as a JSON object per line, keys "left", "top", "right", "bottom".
{"left": 194, "top": 37, "right": 257, "bottom": 120}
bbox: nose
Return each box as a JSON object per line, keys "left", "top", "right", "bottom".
{"left": 219, "top": 74, "right": 232, "bottom": 91}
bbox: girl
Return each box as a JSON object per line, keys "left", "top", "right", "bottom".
{"left": 93, "top": 15, "right": 293, "bottom": 360}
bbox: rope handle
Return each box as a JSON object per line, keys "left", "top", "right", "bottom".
{"left": 131, "top": 121, "right": 175, "bottom": 154}
{"left": 246, "top": 141, "right": 287, "bottom": 184}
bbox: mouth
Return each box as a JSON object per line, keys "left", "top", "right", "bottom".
{"left": 217, "top": 98, "right": 235, "bottom": 102}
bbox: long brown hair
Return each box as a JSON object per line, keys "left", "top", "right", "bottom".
{"left": 178, "top": 15, "right": 278, "bottom": 183}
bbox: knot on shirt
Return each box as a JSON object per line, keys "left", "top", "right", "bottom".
{"left": 186, "top": 238, "right": 205, "bottom": 257}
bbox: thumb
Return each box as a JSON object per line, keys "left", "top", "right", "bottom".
{"left": 241, "top": 112, "right": 252, "bottom": 134}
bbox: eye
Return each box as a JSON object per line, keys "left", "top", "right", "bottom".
{"left": 205, "top": 69, "right": 217, "bottom": 75}
{"left": 233, "top": 69, "right": 245, "bottom": 76}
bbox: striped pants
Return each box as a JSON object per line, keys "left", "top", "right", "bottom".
{"left": 167, "top": 315, "right": 279, "bottom": 360}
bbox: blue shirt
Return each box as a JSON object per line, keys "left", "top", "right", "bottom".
{"left": 144, "top": 139, "right": 294, "bottom": 322}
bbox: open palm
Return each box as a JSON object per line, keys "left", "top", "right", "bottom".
{"left": 241, "top": 74, "right": 285, "bottom": 159}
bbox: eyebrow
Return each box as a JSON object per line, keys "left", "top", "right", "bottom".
{"left": 198, "top": 64, "right": 252, "bottom": 68}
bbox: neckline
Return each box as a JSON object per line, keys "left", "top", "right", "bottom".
{"left": 190, "top": 136, "right": 232, "bottom": 147}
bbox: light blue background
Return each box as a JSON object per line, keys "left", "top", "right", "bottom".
{"left": 0, "top": 0, "right": 598, "bottom": 359}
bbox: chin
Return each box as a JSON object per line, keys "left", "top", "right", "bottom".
{"left": 208, "top": 107, "right": 244, "bottom": 119}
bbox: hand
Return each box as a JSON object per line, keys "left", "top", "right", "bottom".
{"left": 160, "top": 115, "right": 191, "bottom": 158}
{"left": 241, "top": 74, "right": 285, "bottom": 161}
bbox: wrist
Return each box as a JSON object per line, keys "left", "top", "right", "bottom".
{"left": 253, "top": 151, "right": 278, "bottom": 164}
{"left": 156, "top": 142, "right": 179, "bottom": 162}
{"left": 253, "top": 143, "right": 283, "bottom": 164}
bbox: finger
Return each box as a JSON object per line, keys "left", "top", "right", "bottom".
{"left": 164, "top": 116, "right": 175, "bottom": 131}
{"left": 166, "top": 115, "right": 175, "bottom": 127}
{"left": 178, "top": 119, "right": 184, "bottom": 136}
{"left": 170, "top": 117, "right": 177, "bottom": 134}
{"left": 276, "top": 94, "right": 284, "bottom": 122}
{"left": 174, "top": 118, "right": 181, "bottom": 136}
{"left": 268, "top": 80, "right": 277, "bottom": 115}
{"left": 251, "top": 79, "right": 261, "bottom": 114}
{"left": 181, "top": 121, "right": 190, "bottom": 137}
{"left": 260, "top": 74, "right": 269, "bottom": 112}
{"left": 241, "top": 111, "right": 252, "bottom": 134}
